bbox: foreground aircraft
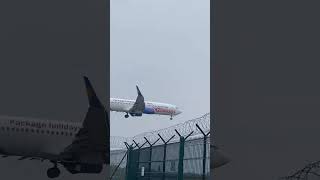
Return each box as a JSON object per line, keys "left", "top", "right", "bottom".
{"left": 110, "top": 86, "right": 181, "bottom": 120}
{"left": 0, "top": 76, "right": 109, "bottom": 178}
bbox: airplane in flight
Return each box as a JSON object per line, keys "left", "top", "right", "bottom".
{"left": 0, "top": 76, "right": 109, "bottom": 178}
{"left": 110, "top": 86, "right": 182, "bottom": 120}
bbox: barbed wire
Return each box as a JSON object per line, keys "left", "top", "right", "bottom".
{"left": 111, "top": 113, "right": 211, "bottom": 150}
{"left": 280, "top": 161, "right": 320, "bottom": 180}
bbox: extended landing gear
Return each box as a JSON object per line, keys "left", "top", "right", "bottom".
{"left": 170, "top": 115, "right": 173, "bottom": 120}
{"left": 124, "top": 113, "right": 129, "bottom": 118}
{"left": 47, "top": 162, "right": 60, "bottom": 178}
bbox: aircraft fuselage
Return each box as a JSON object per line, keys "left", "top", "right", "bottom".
{"left": 110, "top": 98, "right": 181, "bottom": 117}
{"left": 0, "top": 115, "right": 81, "bottom": 157}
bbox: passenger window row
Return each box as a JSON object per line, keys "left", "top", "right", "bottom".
{"left": 112, "top": 100, "right": 133, "bottom": 104}
{"left": 0, "top": 127, "right": 74, "bottom": 136}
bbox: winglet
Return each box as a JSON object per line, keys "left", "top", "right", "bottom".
{"left": 136, "top": 85, "right": 142, "bottom": 96}
{"left": 83, "top": 76, "right": 104, "bottom": 108}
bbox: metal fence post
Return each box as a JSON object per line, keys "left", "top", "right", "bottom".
{"left": 124, "top": 143, "right": 130, "bottom": 180}
{"left": 148, "top": 144, "right": 152, "bottom": 180}
{"left": 144, "top": 137, "right": 160, "bottom": 180}
{"left": 158, "top": 134, "right": 175, "bottom": 180}
{"left": 178, "top": 136, "right": 185, "bottom": 180}
{"left": 133, "top": 141, "right": 141, "bottom": 180}
{"left": 125, "top": 145, "right": 135, "bottom": 180}
{"left": 196, "top": 124, "right": 211, "bottom": 180}
{"left": 147, "top": 140, "right": 152, "bottom": 180}
{"left": 203, "top": 135, "right": 207, "bottom": 180}
{"left": 162, "top": 143, "right": 167, "bottom": 180}
{"left": 175, "top": 129, "right": 194, "bottom": 180}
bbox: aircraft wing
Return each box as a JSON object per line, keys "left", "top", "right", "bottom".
{"left": 60, "top": 76, "right": 109, "bottom": 164}
{"left": 129, "top": 86, "right": 145, "bottom": 114}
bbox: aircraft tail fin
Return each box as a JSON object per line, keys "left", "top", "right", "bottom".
{"left": 136, "top": 85, "right": 142, "bottom": 96}
{"left": 83, "top": 76, "right": 104, "bottom": 109}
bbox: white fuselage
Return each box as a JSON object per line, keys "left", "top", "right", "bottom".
{"left": 110, "top": 98, "right": 181, "bottom": 116}
{"left": 0, "top": 116, "right": 82, "bottom": 157}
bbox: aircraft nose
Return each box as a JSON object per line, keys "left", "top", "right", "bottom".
{"left": 175, "top": 109, "right": 182, "bottom": 115}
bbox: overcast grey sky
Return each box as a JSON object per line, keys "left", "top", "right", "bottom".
{"left": 110, "top": 0, "right": 210, "bottom": 137}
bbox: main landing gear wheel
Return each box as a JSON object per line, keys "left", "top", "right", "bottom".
{"left": 125, "top": 113, "right": 129, "bottom": 118}
{"left": 170, "top": 116, "right": 173, "bottom": 120}
{"left": 47, "top": 162, "right": 60, "bottom": 178}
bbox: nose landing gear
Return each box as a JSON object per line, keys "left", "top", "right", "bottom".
{"left": 47, "top": 161, "right": 60, "bottom": 178}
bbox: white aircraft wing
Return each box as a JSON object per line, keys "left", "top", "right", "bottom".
{"left": 129, "top": 86, "right": 145, "bottom": 114}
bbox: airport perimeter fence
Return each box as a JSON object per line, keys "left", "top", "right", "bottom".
{"left": 110, "top": 149, "right": 128, "bottom": 179}
{"left": 110, "top": 113, "right": 211, "bottom": 180}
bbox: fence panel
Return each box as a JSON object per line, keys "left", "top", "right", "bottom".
{"left": 118, "top": 137, "right": 209, "bottom": 180}
{"left": 110, "top": 150, "right": 127, "bottom": 180}
{"left": 110, "top": 113, "right": 211, "bottom": 180}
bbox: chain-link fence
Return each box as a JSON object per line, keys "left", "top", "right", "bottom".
{"left": 125, "top": 136, "right": 210, "bottom": 180}
{"left": 110, "top": 150, "right": 128, "bottom": 179}
{"left": 110, "top": 113, "right": 211, "bottom": 180}
{"left": 110, "top": 132, "right": 210, "bottom": 180}
{"left": 183, "top": 138, "right": 210, "bottom": 180}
